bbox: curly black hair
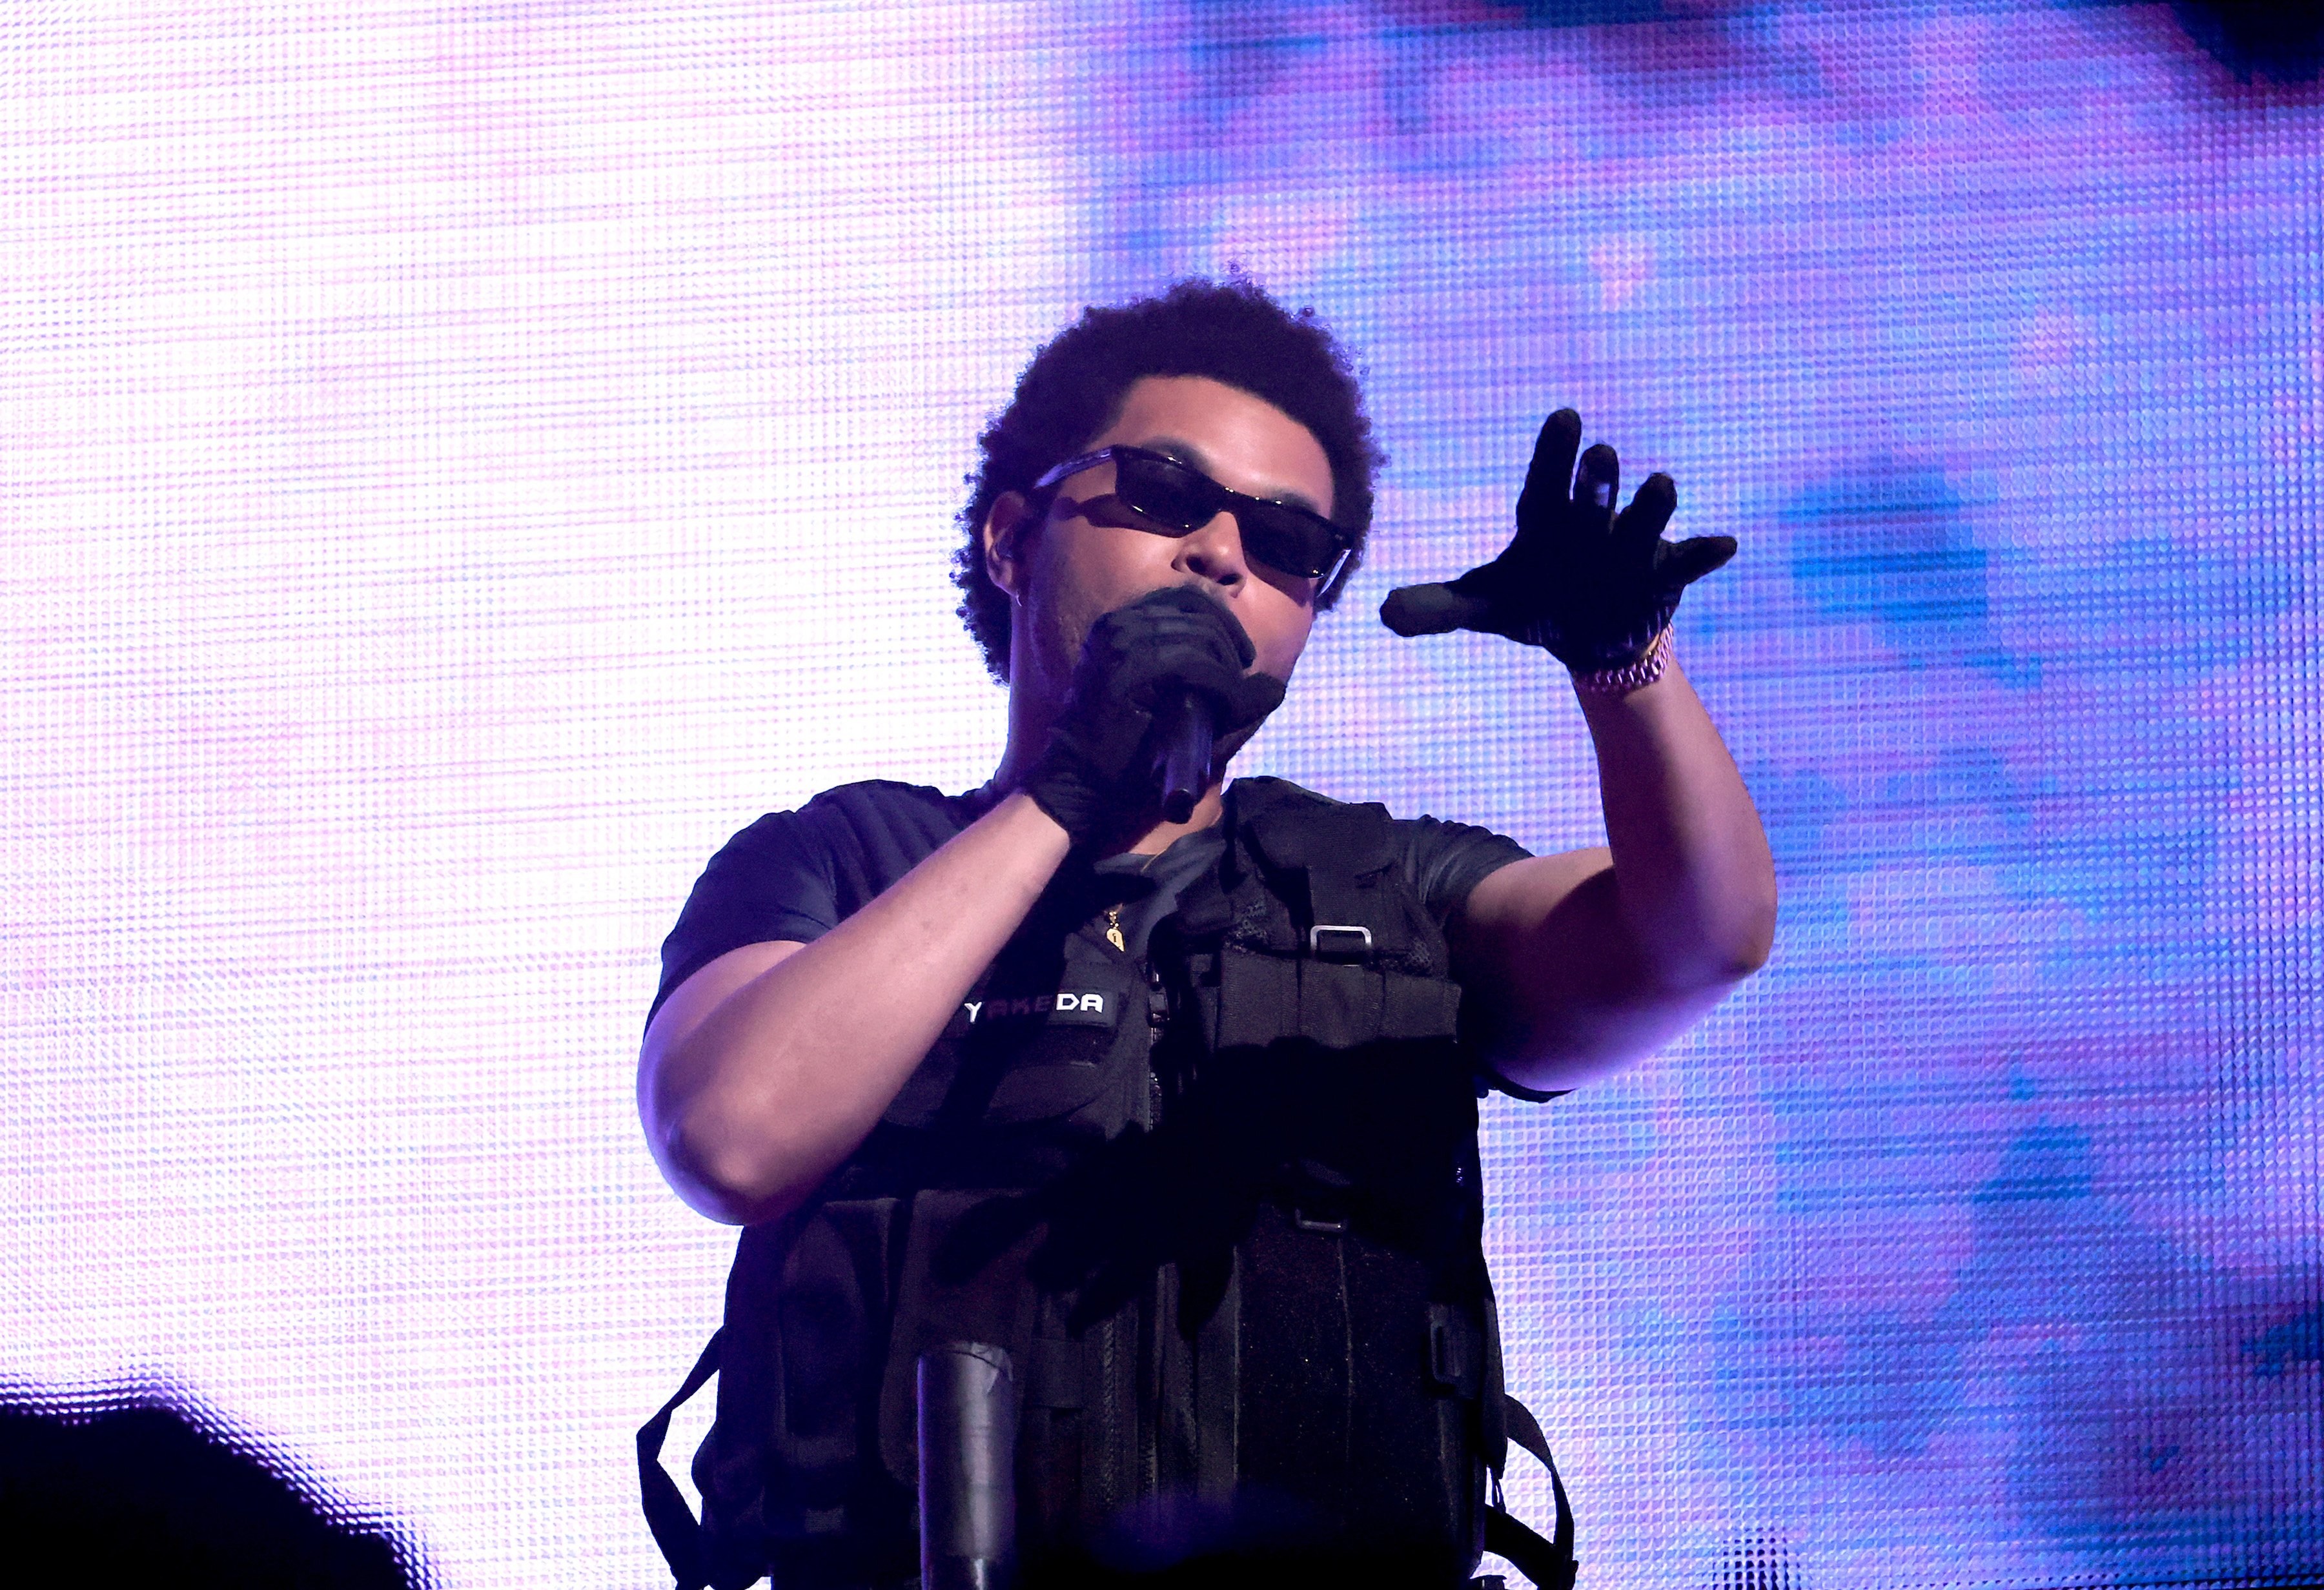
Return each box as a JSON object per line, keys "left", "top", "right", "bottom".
{"left": 954, "top": 276, "right": 1384, "bottom": 683}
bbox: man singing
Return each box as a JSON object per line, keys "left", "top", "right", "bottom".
{"left": 638, "top": 278, "right": 1775, "bottom": 1590}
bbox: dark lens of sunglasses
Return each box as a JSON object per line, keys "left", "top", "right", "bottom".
{"left": 1238, "top": 507, "right": 1338, "bottom": 580}
{"left": 1119, "top": 454, "right": 1340, "bottom": 581}
{"left": 1116, "top": 456, "right": 1216, "bottom": 532}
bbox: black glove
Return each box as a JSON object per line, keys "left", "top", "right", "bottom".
{"left": 1380, "top": 409, "right": 1735, "bottom": 672}
{"left": 1023, "top": 585, "right": 1286, "bottom": 846}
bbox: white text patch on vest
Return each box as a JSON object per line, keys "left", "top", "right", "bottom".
{"left": 960, "top": 990, "right": 1115, "bottom": 1028}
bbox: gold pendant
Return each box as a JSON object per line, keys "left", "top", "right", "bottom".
{"left": 1105, "top": 904, "right": 1126, "bottom": 953}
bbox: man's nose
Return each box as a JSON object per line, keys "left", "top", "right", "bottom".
{"left": 1176, "top": 509, "right": 1247, "bottom": 586}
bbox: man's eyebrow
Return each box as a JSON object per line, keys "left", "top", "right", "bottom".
{"left": 1137, "top": 435, "right": 1326, "bottom": 517}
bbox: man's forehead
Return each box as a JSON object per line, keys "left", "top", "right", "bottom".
{"left": 1092, "top": 372, "right": 1336, "bottom": 516}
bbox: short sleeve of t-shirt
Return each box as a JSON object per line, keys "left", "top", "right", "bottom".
{"left": 651, "top": 780, "right": 978, "bottom": 1024}
{"left": 1386, "top": 813, "right": 1533, "bottom": 932}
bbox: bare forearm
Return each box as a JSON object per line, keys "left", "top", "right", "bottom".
{"left": 1576, "top": 655, "right": 1776, "bottom": 986}
{"left": 1451, "top": 657, "right": 1774, "bottom": 1089}
{"left": 640, "top": 791, "right": 1071, "bottom": 1224}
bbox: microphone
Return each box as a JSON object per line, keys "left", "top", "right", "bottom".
{"left": 917, "top": 1343, "right": 1017, "bottom": 1590}
{"left": 1151, "top": 689, "right": 1214, "bottom": 825}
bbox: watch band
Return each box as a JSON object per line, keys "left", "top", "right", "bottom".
{"left": 1571, "top": 626, "right": 1671, "bottom": 697}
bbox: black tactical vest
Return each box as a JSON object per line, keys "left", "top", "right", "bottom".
{"left": 641, "top": 780, "right": 1575, "bottom": 1590}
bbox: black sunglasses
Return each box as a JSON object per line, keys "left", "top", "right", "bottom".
{"left": 1032, "top": 445, "right": 1354, "bottom": 587}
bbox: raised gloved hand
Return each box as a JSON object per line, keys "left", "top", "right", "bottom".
{"left": 1380, "top": 409, "right": 1735, "bottom": 675}
{"left": 1023, "top": 584, "right": 1286, "bottom": 846}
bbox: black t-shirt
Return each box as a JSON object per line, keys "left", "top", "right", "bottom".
{"left": 653, "top": 778, "right": 1534, "bottom": 1028}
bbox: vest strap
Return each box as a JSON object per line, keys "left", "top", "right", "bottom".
{"left": 1192, "top": 1247, "right": 1241, "bottom": 1500}
{"left": 1485, "top": 1392, "right": 1577, "bottom": 1590}
{"left": 638, "top": 1328, "right": 722, "bottom": 1590}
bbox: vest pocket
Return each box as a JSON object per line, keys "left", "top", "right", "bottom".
{"left": 1214, "top": 947, "right": 1462, "bottom": 1053}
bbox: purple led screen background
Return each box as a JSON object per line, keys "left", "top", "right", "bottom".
{"left": 3, "top": 2, "right": 2318, "bottom": 1585}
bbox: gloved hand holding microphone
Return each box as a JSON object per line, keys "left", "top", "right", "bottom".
{"left": 1021, "top": 584, "right": 1286, "bottom": 848}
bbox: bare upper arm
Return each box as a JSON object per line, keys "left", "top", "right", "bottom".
{"left": 1451, "top": 845, "right": 1722, "bottom": 1092}
{"left": 1453, "top": 847, "right": 1612, "bottom": 947}
{"left": 639, "top": 939, "right": 808, "bottom": 1079}
{"left": 1449, "top": 846, "right": 1624, "bottom": 1021}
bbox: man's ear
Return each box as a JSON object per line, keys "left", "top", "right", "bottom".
{"left": 982, "top": 491, "right": 1037, "bottom": 604}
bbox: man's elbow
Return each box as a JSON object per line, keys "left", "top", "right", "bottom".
{"left": 1644, "top": 935, "right": 1770, "bottom": 999}
{"left": 1732, "top": 883, "right": 1780, "bottom": 977}
{"left": 647, "top": 1093, "right": 813, "bottom": 1228}
{"left": 673, "top": 1138, "right": 800, "bottom": 1228}
{"left": 1711, "top": 913, "right": 1775, "bottom": 983}
{"left": 1677, "top": 884, "right": 1778, "bottom": 988}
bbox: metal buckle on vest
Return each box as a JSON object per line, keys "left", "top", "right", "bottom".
{"left": 1308, "top": 923, "right": 1373, "bottom": 960}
